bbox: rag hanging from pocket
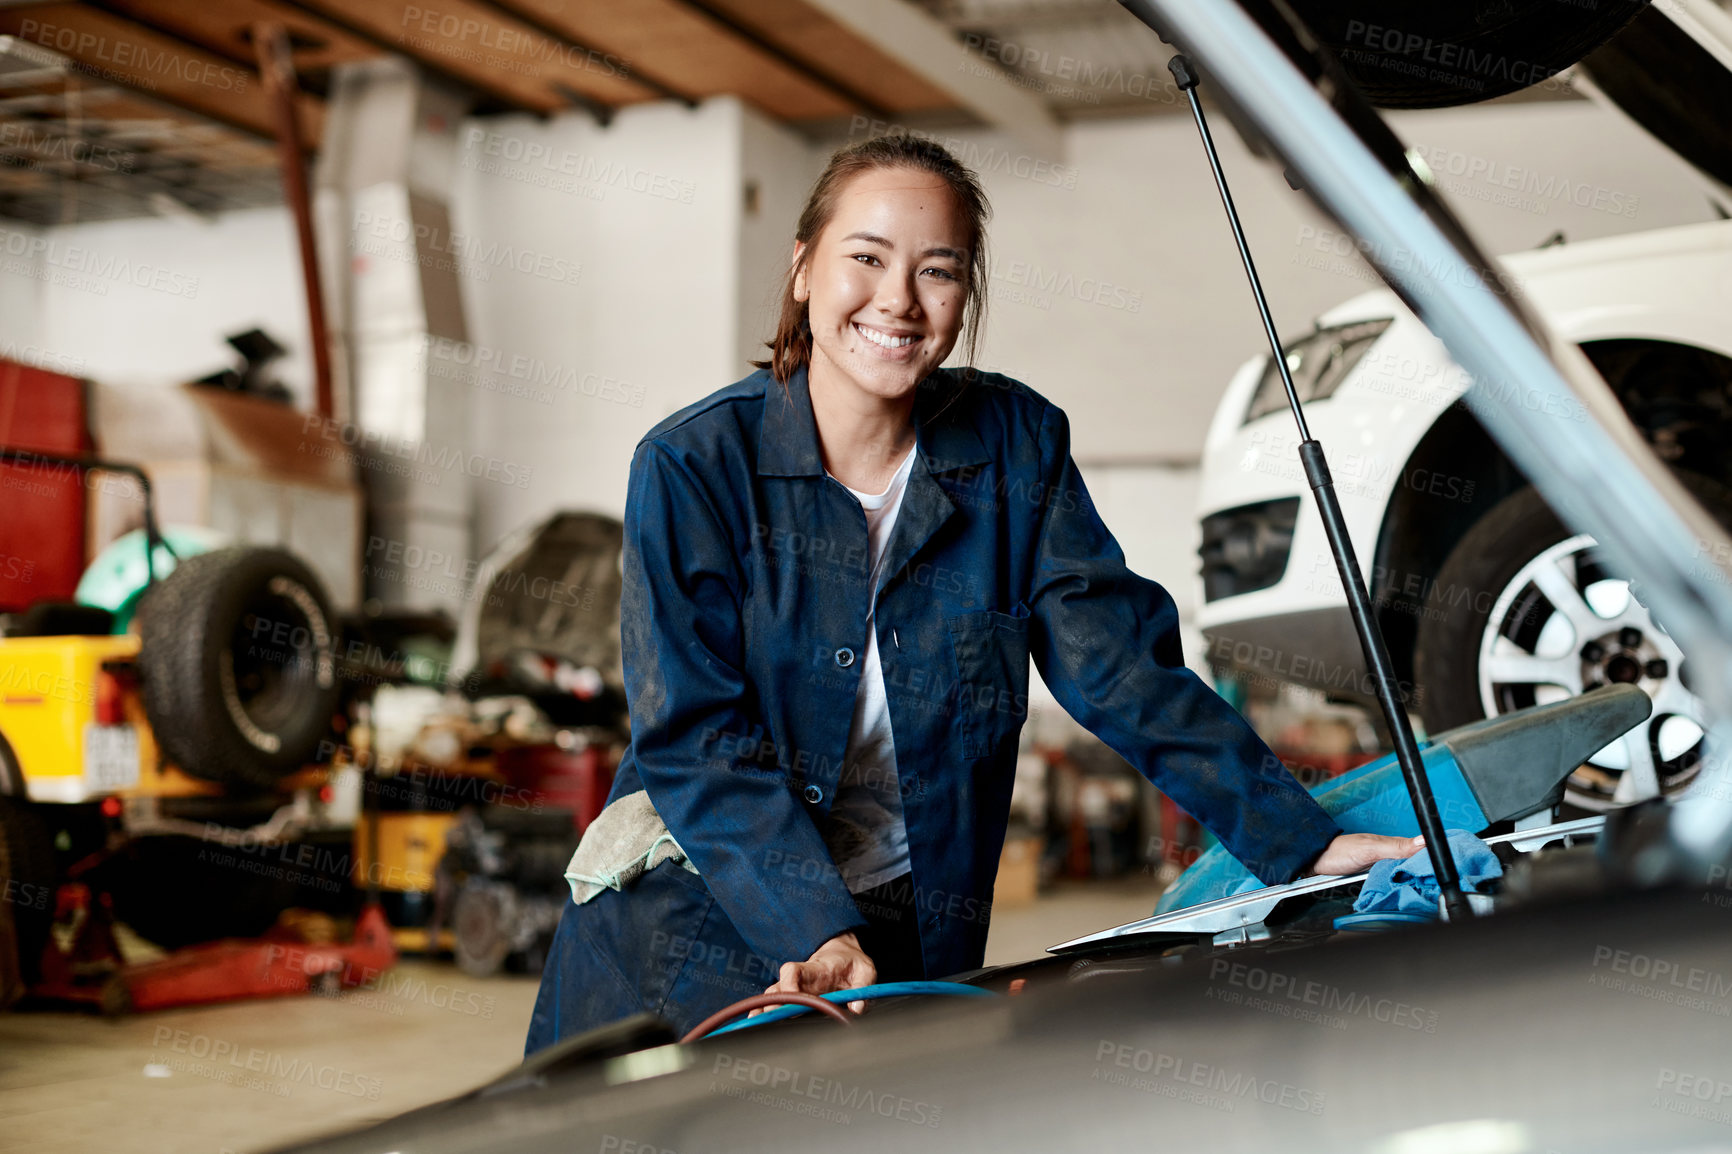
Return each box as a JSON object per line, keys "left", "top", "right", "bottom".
{"left": 563, "top": 789, "right": 699, "bottom": 904}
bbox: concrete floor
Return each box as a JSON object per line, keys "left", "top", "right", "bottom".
{"left": 0, "top": 876, "right": 1163, "bottom": 1154}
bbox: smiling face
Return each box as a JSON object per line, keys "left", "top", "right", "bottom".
{"left": 793, "top": 166, "right": 973, "bottom": 406}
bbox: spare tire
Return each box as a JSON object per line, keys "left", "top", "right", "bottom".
{"left": 137, "top": 547, "right": 340, "bottom": 792}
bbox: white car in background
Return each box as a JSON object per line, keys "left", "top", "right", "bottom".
{"left": 1194, "top": 0, "right": 1732, "bottom": 811}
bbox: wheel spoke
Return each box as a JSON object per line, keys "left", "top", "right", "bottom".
{"left": 1649, "top": 676, "right": 1700, "bottom": 721}
{"left": 1526, "top": 558, "right": 1603, "bottom": 642}
{"left": 1611, "top": 727, "right": 1661, "bottom": 803}
{"left": 1481, "top": 648, "right": 1581, "bottom": 692}
{"left": 1648, "top": 628, "right": 1687, "bottom": 666}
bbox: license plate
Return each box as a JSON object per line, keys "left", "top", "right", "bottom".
{"left": 83, "top": 723, "right": 140, "bottom": 792}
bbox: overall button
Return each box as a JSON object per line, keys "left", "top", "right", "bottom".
{"left": 834, "top": 647, "right": 855, "bottom": 668}
{"left": 803, "top": 784, "right": 824, "bottom": 804}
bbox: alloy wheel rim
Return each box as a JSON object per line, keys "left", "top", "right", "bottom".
{"left": 1475, "top": 534, "right": 1704, "bottom": 810}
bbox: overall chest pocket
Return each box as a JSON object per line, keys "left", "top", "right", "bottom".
{"left": 947, "top": 605, "right": 1031, "bottom": 760}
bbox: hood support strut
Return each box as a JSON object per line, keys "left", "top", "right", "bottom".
{"left": 1161, "top": 49, "right": 1472, "bottom": 920}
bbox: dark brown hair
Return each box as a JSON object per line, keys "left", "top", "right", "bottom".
{"left": 754, "top": 134, "right": 991, "bottom": 383}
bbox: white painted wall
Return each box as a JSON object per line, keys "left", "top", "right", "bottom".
{"left": 945, "top": 98, "right": 1720, "bottom": 471}
{"left": 22, "top": 206, "right": 309, "bottom": 400}
{"left": 448, "top": 97, "right": 745, "bottom": 554}
{"left": 0, "top": 220, "right": 52, "bottom": 371}
{"left": 737, "top": 108, "right": 823, "bottom": 374}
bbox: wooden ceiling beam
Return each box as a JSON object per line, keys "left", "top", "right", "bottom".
{"left": 279, "top": 0, "right": 660, "bottom": 115}
{"left": 797, "top": 0, "right": 1061, "bottom": 157}
{"left": 665, "top": 0, "right": 890, "bottom": 118}
{"left": 482, "top": 0, "right": 857, "bottom": 121}
{"left": 461, "top": 0, "right": 695, "bottom": 109}
{"left": 0, "top": 4, "right": 326, "bottom": 148}
{"left": 691, "top": 0, "right": 958, "bottom": 115}
{"left": 90, "top": 0, "right": 379, "bottom": 78}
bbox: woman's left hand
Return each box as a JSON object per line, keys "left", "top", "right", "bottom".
{"left": 753, "top": 932, "right": 878, "bottom": 1016}
{"left": 1308, "top": 832, "right": 1424, "bottom": 876}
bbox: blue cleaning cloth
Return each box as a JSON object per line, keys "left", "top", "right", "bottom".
{"left": 1353, "top": 829, "right": 1501, "bottom": 918}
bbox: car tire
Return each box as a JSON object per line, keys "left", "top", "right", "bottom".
{"left": 0, "top": 796, "right": 56, "bottom": 992}
{"left": 1415, "top": 476, "right": 1731, "bottom": 809}
{"left": 136, "top": 547, "right": 340, "bottom": 792}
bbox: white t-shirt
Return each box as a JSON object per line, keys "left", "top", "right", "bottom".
{"left": 821, "top": 444, "right": 918, "bottom": 894}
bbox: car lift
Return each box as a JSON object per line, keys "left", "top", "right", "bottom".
{"left": 33, "top": 880, "right": 395, "bottom": 1015}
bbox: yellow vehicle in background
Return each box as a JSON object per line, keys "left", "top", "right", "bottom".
{"left": 1, "top": 633, "right": 156, "bottom": 804}
{"left": 1, "top": 449, "right": 618, "bottom": 998}
{"left": 0, "top": 448, "right": 361, "bottom": 1000}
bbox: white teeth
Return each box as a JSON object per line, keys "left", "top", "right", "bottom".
{"left": 856, "top": 324, "right": 914, "bottom": 349}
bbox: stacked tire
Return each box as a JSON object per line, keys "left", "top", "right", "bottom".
{"left": 136, "top": 547, "right": 340, "bottom": 791}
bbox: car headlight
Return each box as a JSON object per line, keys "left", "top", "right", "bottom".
{"left": 1243, "top": 318, "right": 1393, "bottom": 424}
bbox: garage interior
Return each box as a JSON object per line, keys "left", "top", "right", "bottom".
{"left": 2, "top": 0, "right": 1731, "bottom": 1151}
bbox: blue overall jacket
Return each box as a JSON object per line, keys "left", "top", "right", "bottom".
{"left": 525, "top": 364, "right": 1340, "bottom": 1048}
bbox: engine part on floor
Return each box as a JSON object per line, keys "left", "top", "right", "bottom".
{"left": 432, "top": 805, "right": 580, "bottom": 976}
{"left": 136, "top": 546, "right": 340, "bottom": 792}
{"left": 352, "top": 757, "right": 547, "bottom": 944}
{"left": 703, "top": 982, "right": 1001, "bottom": 1038}
{"left": 449, "top": 878, "right": 559, "bottom": 976}
{"left": 33, "top": 884, "right": 394, "bottom": 1014}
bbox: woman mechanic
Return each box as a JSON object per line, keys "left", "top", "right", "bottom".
{"left": 524, "top": 135, "right": 1418, "bottom": 1052}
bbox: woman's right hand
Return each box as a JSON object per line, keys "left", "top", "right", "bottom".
{"left": 756, "top": 931, "right": 877, "bottom": 1014}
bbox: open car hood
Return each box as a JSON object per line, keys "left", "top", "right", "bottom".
{"left": 1577, "top": 0, "right": 1732, "bottom": 199}
{"left": 273, "top": 4, "right": 1732, "bottom": 1151}
{"left": 1274, "top": 0, "right": 1732, "bottom": 206}
{"left": 1128, "top": 0, "right": 1732, "bottom": 871}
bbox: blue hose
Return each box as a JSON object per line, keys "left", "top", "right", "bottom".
{"left": 704, "top": 980, "right": 998, "bottom": 1037}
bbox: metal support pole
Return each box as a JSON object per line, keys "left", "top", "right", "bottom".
{"left": 254, "top": 22, "right": 335, "bottom": 421}
{"left": 1167, "top": 54, "right": 1471, "bottom": 921}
